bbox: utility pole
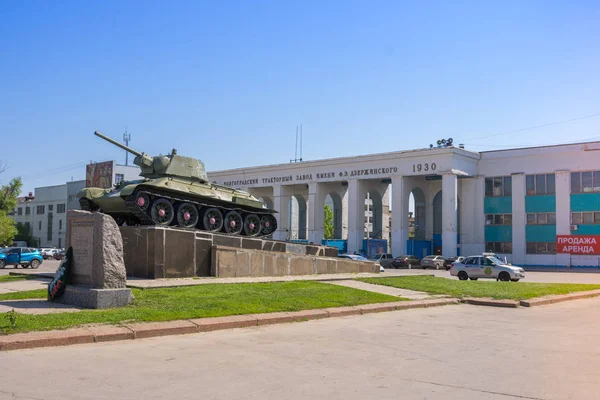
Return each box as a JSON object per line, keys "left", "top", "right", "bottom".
{"left": 123, "top": 126, "right": 131, "bottom": 165}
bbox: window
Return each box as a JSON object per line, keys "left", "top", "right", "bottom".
{"left": 36, "top": 205, "right": 45, "bottom": 214}
{"left": 526, "top": 242, "right": 556, "bottom": 254}
{"left": 48, "top": 205, "right": 53, "bottom": 211}
{"left": 485, "top": 242, "right": 512, "bottom": 253}
{"left": 485, "top": 176, "right": 511, "bottom": 197}
{"left": 17, "top": 208, "right": 22, "bottom": 215}
{"left": 59, "top": 219, "right": 63, "bottom": 230}
{"left": 68, "top": 195, "right": 76, "bottom": 202}
{"left": 571, "top": 212, "right": 600, "bottom": 225}
{"left": 571, "top": 171, "right": 600, "bottom": 193}
{"left": 526, "top": 174, "right": 555, "bottom": 195}
{"left": 526, "top": 212, "right": 556, "bottom": 225}
{"left": 38, "top": 221, "right": 42, "bottom": 230}
{"left": 25, "top": 206, "right": 30, "bottom": 215}
{"left": 115, "top": 173, "right": 124, "bottom": 184}
{"left": 47, "top": 212, "right": 53, "bottom": 241}
{"left": 57, "top": 204, "right": 66, "bottom": 213}
{"left": 464, "top": 257, "right": 479, "bottom": 265}
{"left": 485, "top": 214, "right": 512, "bottom": 225}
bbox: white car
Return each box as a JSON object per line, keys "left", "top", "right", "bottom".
{"left": 449, "top": 253, "right": 526, "bottom": 281}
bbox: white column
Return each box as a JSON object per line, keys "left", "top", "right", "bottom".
{"left": 272, "top": 185, "right": 289, "bottom": 241}
{"left": 459, "top": 176, "right": 485, "bottom": 256}
{"left": 511, "top": 173, "right": 526, "bottom": 265}
{"left": 425, "top": 185, "right": 434, "bottom": 241}
{"left": 346, "top": 180, "right": 364, "bottom": 254}
{"left": 307, "top": 182, "right": 325, "bottom": 245}
{"left": 555, "top": 170, "right": 571, "bottom": 267}
{"left": 473, "top": 176, "right": 485, "bottom": 254}
{"left": 442, "top": 173, "right": 458, "bottom": 257}
{"left": 341, "top": 187, "right": 349, "bottom": 240}
{"left": 391, "top": 175, "right": 408, "bottom": 256}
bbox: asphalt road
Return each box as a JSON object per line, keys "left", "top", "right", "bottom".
{"left": 0, "top": 259, "right": 59, "bottom": 276}
{"left": 4, "top": 259, "right": 600, "bottom": 284}
{"left": 1, "top": 298, "right": 599, "bottom": 400}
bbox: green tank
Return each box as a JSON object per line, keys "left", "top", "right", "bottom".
{"left": 77, "top": 131, "right": 277, "bottom": 237}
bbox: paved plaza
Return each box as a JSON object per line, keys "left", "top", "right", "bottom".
{"left": 1, "top": 297, "right": 599, "bottom": 400}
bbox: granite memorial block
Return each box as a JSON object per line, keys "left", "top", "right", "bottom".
{"left": 55, "top": 210, "right": 134, "bottom": 309}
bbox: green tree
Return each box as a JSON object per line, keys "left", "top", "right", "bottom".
{"left": 323, "top": 204, "right": 334, "bottom": 240}
{"left": 0, "top": 163, "right": 22, "bottom": 246}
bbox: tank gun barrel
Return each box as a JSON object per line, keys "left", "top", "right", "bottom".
{"left": 94, "top": 131, "right": 143, "bottom": 157}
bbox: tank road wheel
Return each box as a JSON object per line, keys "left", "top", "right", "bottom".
{"left": 223, "top": 210, "right": 243, "bottom": 235}
{"left": 135, "top": 192, "right": 151, "bottom": 211}
{"left": 202, "top": 207, "right": 224, "bottom": 232}
{"left": 150, "top": 198, "right": 175, "bottom": 225}
{"left": 260, "top": 214, "right": 277, "bottom": 236}
{"left": 243, "top": 214, "right": 262, "bottom": 237}
{"left": 176, "top": 202, "right": 200, "bottom": 228}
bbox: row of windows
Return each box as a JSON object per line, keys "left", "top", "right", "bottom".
{"left": 485, "top": 177, "right": 512, "bottom": 197}
{"left": 486, "top": 171, "right": 600, "bottom": 196}
{"left": 485, "top": 174, "right": 556, "bottom": 197}
{"left": 526, "top": 174, "right": 555, "bottom": 196}
{"left": 485, "top": 212, "right": 600, "bottom": 226}
{"left": 527, "top": 212, "right": 556, "bottom": 225}
{"left": 526, "top": 242, "right": 556, "bottom": 254}
{"left": 485, "top": 242, "right": 513, "bottom": 253}
{"left": 37, "top": 220, "right": 63, "bottom": 231}
{"left": 571, "top": 212, "right": 600, "bottom": 225}
{"left": 485, "top": 214, "right": 512, "bottom": 225}
{"left": 571, "top": 171, "right": 600, "bottom": 193}
{"left": 23, "top": 204, "right": 67, "bottom": 215}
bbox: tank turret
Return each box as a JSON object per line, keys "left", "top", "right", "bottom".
{"left": 93, "top": 131, "right": 209, "bottom": 183}
{"left": 78, "top": 131, "right": 277, "bottom": 238}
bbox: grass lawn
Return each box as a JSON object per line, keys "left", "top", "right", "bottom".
{"left": 0, "top": 275, "right": 41, "bottom": 283}
{"left": 357, "top": 276, "right": 600, "bottom": 301}
{"left": 0, "top": 289, "right": 47, "bottom": 301}
{"left": 0, "top": 281, "right": 400, "bottom": 335}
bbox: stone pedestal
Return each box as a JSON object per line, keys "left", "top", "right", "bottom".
{"left": 119, "top": 226, "right": 340, "bottom": 279}
{"left": 54, "top": 210, "right": 134, "bottom": 309}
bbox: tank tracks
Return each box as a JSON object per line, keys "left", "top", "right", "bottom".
{"left": 81, "top": 187, "right": 277, "bottom": 238}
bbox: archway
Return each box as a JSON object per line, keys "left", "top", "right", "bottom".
{"left": 288, "top": 195, "right": 307, "bottom": 240}
{"left": 365, "top": 190, "right": 383, "bottom": 239}
{"left": 409, "top": 187, "right": 426, "bottom": 240}
{"left": 432, "top": 190, "right": 461, "bottom": 254}
{"left": 324, "top": 192, "right": 343, "bottom": 239}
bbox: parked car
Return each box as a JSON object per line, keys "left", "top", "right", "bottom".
{"left": 390, "top": 255, "right": 421, "bottom": 268}
{"left": 420, "top": 255, "right": 446, "bottom": 269}
{"left": 443, "top": 256, "right": 465, "bottom": 270}
{"left": 0, "top": 247, "right": 43, "bottom": 269}
{"left": 53, "top": 249, "right": 66, "bottom": 260}
{"left": 339, "top": 254, "right": 384, "bottom": 272}
{"left": 368, "top": 253, "right": 394, "bottom": 268}
{"left": 449, "top": 254, "right": 525, "bottom": 281}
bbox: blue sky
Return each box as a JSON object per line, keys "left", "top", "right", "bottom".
{"left": 1, "top": 0, "right": 599, "bottom": 195}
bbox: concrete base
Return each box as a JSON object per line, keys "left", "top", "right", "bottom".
{"left": 119, "top": 226, "right": 339, "bottom": 279}
{"left": 53, "top": 284, "right": 134, "bottom": 309}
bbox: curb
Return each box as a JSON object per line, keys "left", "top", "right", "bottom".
{"left": 0, "top": 298, "right": 459, "bottom": 352}
{"left": 519, "top": 289, "right": 600, "bottom": 307}
{"left": 461, "top": 298, "right": 520, "bottom": 308}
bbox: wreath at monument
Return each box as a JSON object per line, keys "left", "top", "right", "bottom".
{"left": 48, "top": 247, "right": 73, "bottom": 301}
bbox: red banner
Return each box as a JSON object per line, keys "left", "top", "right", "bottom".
{"left": 556, "top": 235, "right": 600, "bottom": 255}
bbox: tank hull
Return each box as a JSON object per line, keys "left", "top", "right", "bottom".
{"left": 77, "top": 177, "right": 278, "bottom": 237}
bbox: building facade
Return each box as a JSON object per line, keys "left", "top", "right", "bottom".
{"left": 10, "top": 161, "right": 139, "bottom": 248}
{"left": 207, "top": 141, "right": 600, "bottom": 269}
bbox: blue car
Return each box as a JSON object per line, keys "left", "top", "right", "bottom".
{"left": 0, "top": 247, "right": 43, "bottom": 269}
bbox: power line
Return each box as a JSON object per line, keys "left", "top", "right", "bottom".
{"left": 462, "top": 112, "right": 600, "bottom": 141}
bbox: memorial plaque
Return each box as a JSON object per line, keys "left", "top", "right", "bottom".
{"left": 70, "top": 221, "right": 94, "bottom": 285}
